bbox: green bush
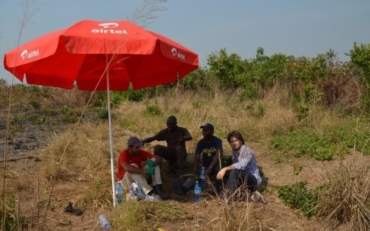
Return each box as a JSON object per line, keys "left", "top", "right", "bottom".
{"left": 269, "top": 129, "right": 349, "bottom": 161}
{"left": 145, "top": 105, "right": 162, "bottom": 116}
{"left": 278, "top": 182, "right": 322, "bottom": 219}
{"left": 96, "top": 107, "right": 109, "bottom": 119}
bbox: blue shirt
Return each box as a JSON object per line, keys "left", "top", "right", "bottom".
{"left": 232, "top": 145, "right": 262, "bottom": 187}
{"left": 195, "top": 136, "right": 223, "bottom": 168}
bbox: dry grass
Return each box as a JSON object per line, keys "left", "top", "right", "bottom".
{"left": 317, "top": 157, "right": 370, "bottom": 230}
{"left": 2, "top": 85, "right": 370, "bottom": 230}
{"left": 2, "top": 82, "right": 369, "bottom": 230}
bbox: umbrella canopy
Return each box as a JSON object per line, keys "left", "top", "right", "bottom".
{"left": 3, "top": 19, "right": 199, "bottom": 207}
{"left": 4, "top": 19, "right": 198, "bottom": 90}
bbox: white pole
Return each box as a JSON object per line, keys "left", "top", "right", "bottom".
{"left": 106, "top": 64, "right": 116, "bottom": 207}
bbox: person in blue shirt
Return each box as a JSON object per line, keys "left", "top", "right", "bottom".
{"left": 172, "top": 123, "right": 223, "bottom": 195}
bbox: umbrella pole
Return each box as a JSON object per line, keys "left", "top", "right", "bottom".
{"left": 106, "top": 71, "right": 117, "bottom": 207}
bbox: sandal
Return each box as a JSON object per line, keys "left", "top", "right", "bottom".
{"left": 64, "top": 202, "right": 83, "bottom": 216}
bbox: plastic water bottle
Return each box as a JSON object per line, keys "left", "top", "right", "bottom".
{"left": 98, "top": 214, "right": 110, "bottom": 230}
{"left": 129, "top": 182, "right": 137, "bottom": 196}
{"left": 200, "top": 167, "right": 206, "bottom": 180}
{"left": 145, "top": 194, "right": 159, "bottom": 202}
{"left": 130, "top": 182, "right": 145, "bottom": 199}
{"left": 115, "top": 182, "right": 123, "bottom": 204}
{"left": 200, "top": 167, "right": 206, "bottom": 189}
{"left": 194, "top": 181, "right": 201, "bottom": 203}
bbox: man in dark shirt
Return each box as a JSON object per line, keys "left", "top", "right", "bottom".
{"left": 142, "top": 116, "right": 192, "bottom": 175}
{"left": 172, "top": 123, "right": 223, "bottom": 195}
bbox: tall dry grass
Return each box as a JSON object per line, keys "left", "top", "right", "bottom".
{"left": 2, "top": 1, "right": 41, "bottom": 230}
{"left": 2, "top": 82, "right": 369, "bottom": 230}
{"left": 317, "top": 157, "right": 370, "bottom": 230}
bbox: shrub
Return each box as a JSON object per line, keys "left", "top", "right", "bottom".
{"left": 269, "top": 128, "right": 353, "bottom": 161}
{"left": 145, "top": 105, "right": 162, "bottom": 116}
{"left": 97, "top": 107, "right": 109, "bottom": 119}
{"left": 278, "top": 182, "right": 321, "bottom": 219}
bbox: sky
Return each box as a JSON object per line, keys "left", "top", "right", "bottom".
{"left": 1, "top": 0, "right": 369, "bottom": 84}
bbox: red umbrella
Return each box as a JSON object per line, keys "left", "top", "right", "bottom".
{"left": 3, "top": 19, "right": 199, "bottom": 206}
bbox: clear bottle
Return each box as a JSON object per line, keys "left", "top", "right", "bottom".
{"left": 145, "top": 194, "right": 159, "bottom": 202}
{"left": 200, "top": 167, "right": 206, "bottom": 180}
{"left": 115, "top": 182, "right": 123, "bottom": 204}
{"left": 98, "top": 214, "right": 110, "bottom": 230}
{"left": 200, "top": 167, "right": 206, "bottom": 189}
{"left": 129, "top": 182, "right": 137, "bottom": 196}
{"left": 194, "top": 180, "right": 201, "bottom": 203}
{"left": 136, "top": 183, "right": 145, "bottom": 199}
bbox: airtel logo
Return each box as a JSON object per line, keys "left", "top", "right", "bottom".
{"left": 20, "top": 49, "right": 39, "bottom": 60}
{"left": 99, "top": 23, "right": 119, "bottom": 28}
{"left": 91, "top": 22, "right": 128, "bottom": 34}
{"left": 171, "top": 48, "right": 185, "bottom": 60}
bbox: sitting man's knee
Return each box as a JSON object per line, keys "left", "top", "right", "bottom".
{"left": 229, "top": 169, "right": 239, "bottom": 178}
{"left": 175, "top": 145, "right": 186, "bottom": 154}
{"left": 153, "top": 145, "right": 162, "bottom": 155}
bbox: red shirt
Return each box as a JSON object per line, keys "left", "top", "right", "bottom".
{"left": 117, "top": 149, "right": 154, "bottom": 180}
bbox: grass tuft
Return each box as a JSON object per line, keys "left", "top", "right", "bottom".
{"left": 110, "top": 200, "right": 190, "bottom": 230}
{"left": 317, "top": 157, "right": 370, "bottom": 230}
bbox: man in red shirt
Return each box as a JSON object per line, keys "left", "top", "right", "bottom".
{"left": 117, "top": 136, "right": 169, "bottom": 200}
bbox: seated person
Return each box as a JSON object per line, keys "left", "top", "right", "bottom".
{"left": 117, "top": 136, "right": 169, "bottom": 200}
{"left": 172, "top": 123, "right": 223, "bottom": 195}
{"left": 142, "top": 116, "right": 192, "bottom": 175}
{"left": 217, "top": 131, "right": 263, "bottom": 202}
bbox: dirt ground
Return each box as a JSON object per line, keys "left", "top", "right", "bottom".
{"left": 1, "top": 108, "right": 369, "bottom": 231}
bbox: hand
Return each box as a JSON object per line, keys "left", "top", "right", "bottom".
{"left": 216, "top": 168, "right": 226, "bottom": 180}
{"left": 177, "top": 133, "right": 184, "bottom": 141}
{"left": 146, "top": 159, "right": 156, "bottom": 168}
{"left": 146, "top": 167, "right": 155, "bottom": 176}
{"left": 205, "top": 167, "right": 212, "bottom": 175}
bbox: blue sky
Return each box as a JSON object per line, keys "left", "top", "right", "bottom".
{"left": 1, "top": 0, "right": 369, "bottom": 84}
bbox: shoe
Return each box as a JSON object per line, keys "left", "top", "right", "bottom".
{"left": 153, "top": 184, "right": 170, "bottom": 200}
{"left": 172, "top": 179, "right": 185, "bottom": 196}
{"left": 64, "top": 202, "right": 83, "bottom": 216}
{"left": 219, "top": 191, "right": 228, "bottom": 200}
{"left": 250, "top": 191, "right": 267, "bottom": 204}
{"left": 218, "top": 191, "right": 232, "bottom": 205}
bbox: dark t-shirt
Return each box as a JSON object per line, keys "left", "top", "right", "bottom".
{"left": 195, "top": 136, "right": 223, "bottom": 168}
{"left": 154, "top": 126, "right": 191, "bottom": 149}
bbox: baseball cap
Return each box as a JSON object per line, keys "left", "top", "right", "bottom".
{"left": 200, "top": 123, "right": 214, "bottom": 131}
{"left": 127, "top": 136, "right": 142, "bottom": 147}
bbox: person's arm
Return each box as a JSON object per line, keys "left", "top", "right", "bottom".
{"left": 122, "top": 162, "right": 146, "bottom": 175}
{"left": 183, "top": 128, "right": 192, "bottom": 141}
{"left": 216, "top": 164, "right": 235, "bottom": 180}
{"left": 206, "top": 148, "right": 222, "bottom": 175}
{"left": 142, "top": 133, "right": 158, "bottom": 144}
{"left": 177, "top": 128, "right": 192, "bottom": 142}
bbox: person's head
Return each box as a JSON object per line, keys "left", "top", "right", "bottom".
{"left": 227, "top": 131, "right": 245, "bottom": 150}
{"left": 127, "top": 136, "right": 142, "bottom": 155}
{"left": 166, "top": 115, "right": 177, "bottom": 131}
{"left": 200, "top": 123, "right": 214, "bottom": 138}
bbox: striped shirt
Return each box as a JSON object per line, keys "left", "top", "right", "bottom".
{"left": 231, "top": 145, "right": 262, "bottom": 187}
